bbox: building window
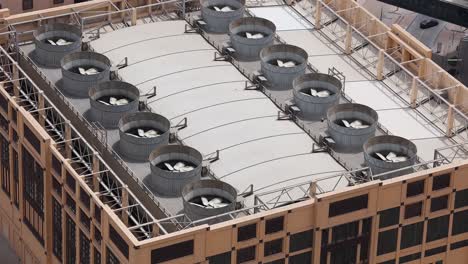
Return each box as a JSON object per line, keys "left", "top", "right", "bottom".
{"left": 94, "top": 248, "right": 101, "bottom": 264}
{"left": 455, "top": 189, "right": 468, "bottom": 208}
{"left": 80, "top": 210, "right": 90, "bottom": 231}
{"left": 95, "top": 204, "right": 101, "bottom": 223}
{"left": 450, "top": 239, "right": 468, "bottom": 250}
{"left": 452, "top": 210, "right": 468, "bottom": 235}
{"left": 377, "top": 229, "right": 398, "bottom": 255}
{"left": 0, "top": 134, "right": 10, "bottom": 196}
{"left": 0, "top": 115, "right": 7, "bottom": 132}
{"left": 151, "top": 240, "right": 194, "bottom": 263}
{"left": 109, "top": 225, "right": 129, "bottom": 258}
{"left": 265, "top": 216, "right": 284, "bottom": 234}
{"left": 265, "top": 259, "right": 285, "bottom": 264}
{"left": 66, "top": 215, "right": 76, "bottom": 264}
{"left": 54, "top": 0, "right": 64, "bottom": 4}
{"left": 80, "top": 187, "right": 90, "bottom": 209}
{"left": 52, "top": 197, "right": 62, "bottom": 261}
{"left": 406, "top": 180, "right": 424, "bottom": 197}
{"left": 404, "top": 202, "right": 422, "bottom": 219}
{"left": 379, "top": 207, "right": 399, "bottom": 228}
{"left": 431, "top": 195, "right": 448, "bottom": 212}
{"left": 52, "top": 155, "right": 61, "bottom": 175}
{"left": 332, "top": 221, "right": 358, "bottom": 243}
{"left": 12, "top": 149, "right": 18, "bottom": 207}
{"left": 400, "top": 222, "right": 423, "bottom": 249}
{"left": 23, "top": 0, "right": 33, "bottom": 10}
{"left": 66, "top": 172, "right": 76, "bottom": 192}
{"left": 237, "top": 223, "right": 256, "bottom": 242}
{"left": 80, "top": 231, "right": 90, "bottom": 264}
{"left": 0, "top": 94, "right": 7, "bottom": 112}
{"left": 207, "top": 252, "right": 231, "bottom": 264}
{"left": 399, "top": 252, "right": 421, "bottom": 264}
{"left": 433, "top": 173, "right": 450, "bottom": 190}
{"left": 425, "top": 245, "right": 446, "bottom": 257}
{"left": 52, "top": 177, "right": 62, "bottom": 196}
{"left": 236, "top": 246, "right": 255, "bottom": 264}
{"left": 289, "top": 251, "right": 312, "bottom": 264}
{"left": 264, "top": 238, "right": 282, "bottom": 256}
{"left": 289, "top": 229, "right": 313, "bottom": 252}
{"left": 329, "top": 194, "right": 368, "bottom": 217}
{"left": 107, "top": 247, "right": 120, "bottom": 264}
{"left": 66, "top": 193, "right": 76, "bottom": 214}
{"left": 426, "top": 215, "right": 449, "bottom": 242}
{"left": 23, "top": 149, "right": 44, "bottom": 244}
{"left": 378, "top": 260, "right": 396, "bottom": 264}
{"left": 23, "top": 124, "right": 40, "bottom": 153}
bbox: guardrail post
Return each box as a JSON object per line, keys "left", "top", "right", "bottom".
{"left": 131, "top": 8, "right": 137, "bottom": 26}
{"left": 314, "top": 1, "right": 322, "bottom": 29}
{"left": 344, "top": 24, "right": 352, "bottom": 54}
{"left": 446, "top": 106, "right": 454, "bottom": 137}
{"left": 410, "top": 77, "right": 418, "bottom": 108}
{"left": 376, "top": 49, "right": 384, "bottom": 80}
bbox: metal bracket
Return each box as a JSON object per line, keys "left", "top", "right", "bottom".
{"left": 277, "top": 111, "right": 292, "bottom": 120}
{"left": 214, "top": 51, "right": 230, "bottom": 61}
{"left": 145, "top": 86, "right": 157, "bottom": 99}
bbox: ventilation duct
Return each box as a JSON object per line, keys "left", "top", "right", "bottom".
{"left": 260, "top": 44, "right": 308, "bottom": 89}
{"left": 182, "top": 180, "right": 237, "bottom": 224}
{"left": 293, "top": 73, "right": 342, "bottom": 120}
{"left": 327, "top": 103, "right": 378, "bottom": 152}
{"left": 149, "top": 145, "right": 203, "bottom": 197}
{"left": 88, "top": 81, "right": 139, "bottom": 129}
{"left": 364, "top": 135, "right": 417, "bottom": 179}
{"left": 201, "top": 0, "right": 245, "bottom": 33}
{"left": 61, "top": 51, "right": 111, "bottom": 98}
{"left": 34, "top": 23, "right": 82, "bottom": 67}
{"left": 118, "top": 112, "right": 170, "bottom": 161}
{"left": 229, "top": 17, "right": 276, "bottom": 61}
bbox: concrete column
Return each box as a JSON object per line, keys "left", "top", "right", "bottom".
{"left": 314, "top": 1, "right": 322, "bottom": 30}
{"left": 38, "top": 92, "right": 45, "bottom": 127}
{"left": 64, "top": 121, "right": 72, "bottom": 159}
{"left": 376, "top": 49, "right": 385, "bottom": 80}
{"left": 344, "top": 24, "right": 352, "bottom": 55}
{"left": 446, "top": 106, "right": 454, "bottom": 137}
{"left": 410, "top": 77, "right": 418, "bottom": 108}
{"left": 131, "top": 8, "right": 137, "bottom": 26}
{"left": 92, "top": 153, "right": 100, "bottom": 192}
{"left": 121, "top": 186, "right": 129, "bottom": 225}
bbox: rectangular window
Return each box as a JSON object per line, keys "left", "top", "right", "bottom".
{"left": 332, "top": 221, "right": 359, "bottom": 242}
{"left": 452, "top": 210, "right": 468, "bottom": 235}
{"left": 23, "top": 0, "right": 33, "bottom": 10}
{"left": 0, "top": 134, "right": 10, "bottom": 196}
{"left": 22, "top": 149, "right": 44, "bottom": 244}
{"left": 404, "top": 202, "right": 422, "bottom": 219}
{"left": 455, "top": 189, "right": 468, "bottom": 208}
{"left": 433, "top": 173, "right": 450, "bottom": 190}
{"left": 399, "top": 252, "right": 421, "bottom": 263}
{"left": 378, "top": 260, "right": 395, "bottom": 264}
{"left": 80, "top": 187, "right": 90, "bottom": 209}
{"left": 94, "top": 227, "right": 102, "bottom": 244}
{"left": 54, "top": 0, "right": 64, "bottom": 4}
{"left": 0, "top": 94, "right": 7, "bottom": 112}
{"left": 94, "top": 248, "right": 101, "bottom": 264}
{"left": 264, "top": 238, "right": 282, "bottom": 256}
{"left": 151, "top": 240, "right": 194, "bottom": 263}
{"left": 265, "top": 216, "right": 284, "bottom": 234}
{"left": 329, "top": 194, "right": 368, "bottom": 217}
{"left": 23, "top": 124, "right": 40, "bottom": 153}
{"left": 207, "top": 252, "right": 231, "bottom": 264}
{"left": 289, "top": 229, "right": 313, "bottom": 252}
{"left": 400, "top": 222, "right": 423, "bottom": 249}
{"left": 52, "top": 198, "right": 62, "bottom": 261}
{"left": 109, "top": 225, "right": 129, "bottom": 258}
{"left": 265, "top": 259, "right": 285, "bottom": 264}
{"left": 95, "top": 204, "right": 101, "bottom": 223}
{"left": 66, "top": 193, "right": 76, "bottom": 214}
{"left": 450, "top": 239, "right": 468, "bottom": 250}
{"left": 236, "top": 246, "right": 255, "bottom": 264}
{"left": 66, "top": 172, "right": 76, "bottom": 192}
{"left": 237, "top": 223, "right": 256, "bottom": 242}
{"left": 80, "top": 231, "right": 90, "bottom": 264}
{"left": 426, "top": 215, "right": 449, "bottom": 242}
{"left": 80, "top": 210, "right": 90, "bottom": 231}
{"left": 12, "top": 149, "right": 18, "bottom": 207}
{"left": 52, "top": 177, "right": 62, "bottom": 196}
{"left": 377, "top": 229, "right": 398, "bottom": 255}
{"left": 107, "top": 247, "right": 120, "bottom": 264}
{"left": 425, "top": 245, "right": 446, "bottom": 257}
{"left": 52, "top": 155, "right": 61, "bottom": 175}
{"left": 379, "top": 207, "right": 399, "bottom": 228}
{"left": 66, "top": 215, "right": 76, "bottom": 264}
{"left": 289, "top": 251, "right": 312, "bottom": 264}
{"left": 406, "top": 180, "right": 424, "bottom": 197}
{"left": 431, "top": 195, "right": 448, "bottom": 212}
{"left": 0, "top": 115, "right": 8, "bottom": 132}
